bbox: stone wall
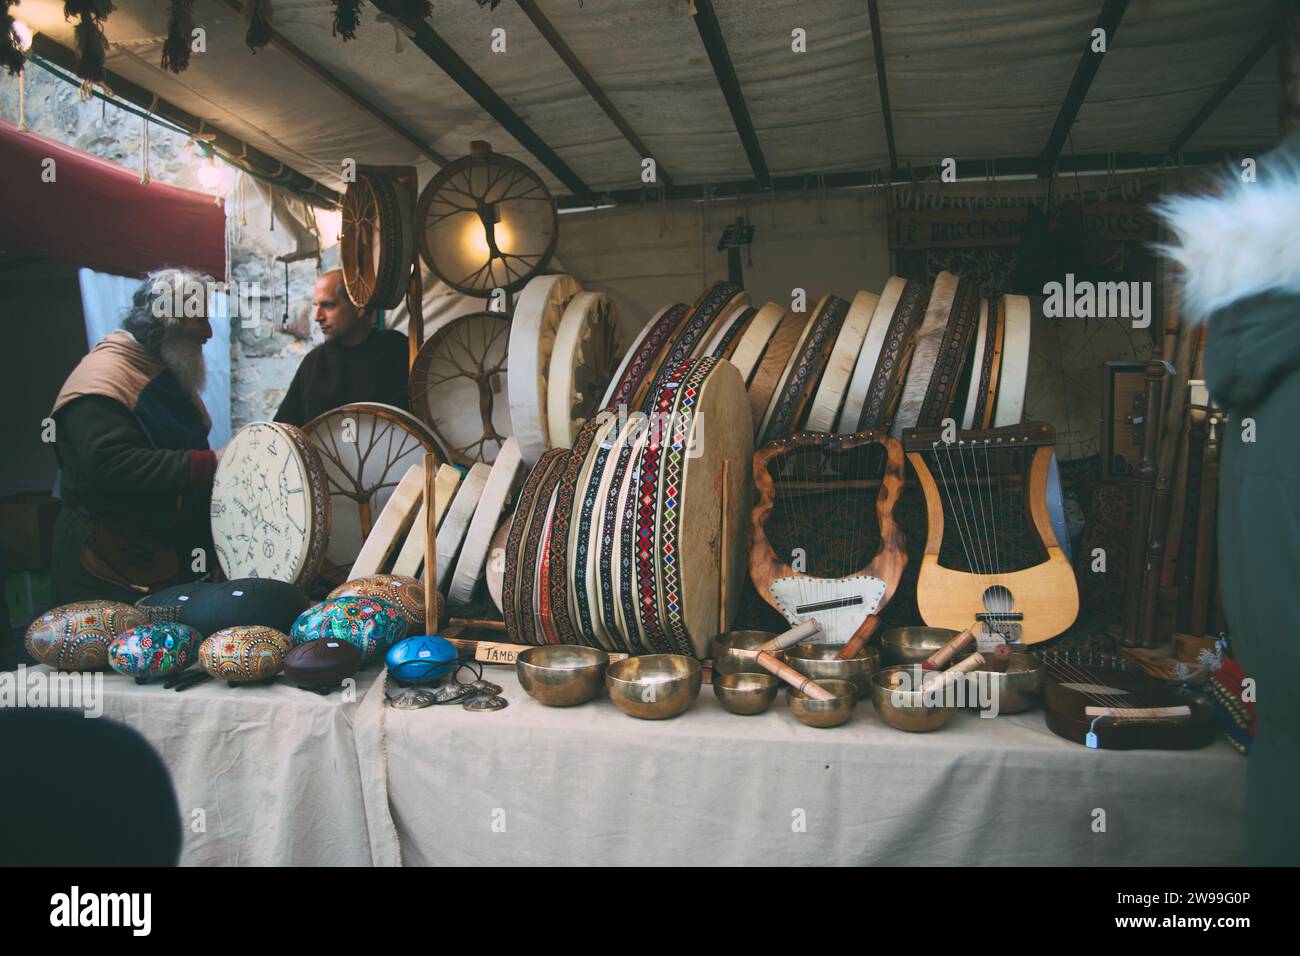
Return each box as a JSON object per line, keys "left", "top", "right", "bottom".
{"left": 0, "top": 66, "right": 335, "bottom": 432}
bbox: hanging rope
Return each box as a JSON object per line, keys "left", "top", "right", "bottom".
{"left": 17, "top": 62, "right": 28, "bottom": 130}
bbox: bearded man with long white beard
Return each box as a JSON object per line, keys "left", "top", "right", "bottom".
{"left": 48, "top": 269, "right": 222, "bottom": 604}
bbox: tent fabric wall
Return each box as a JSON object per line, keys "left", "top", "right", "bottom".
{"left": 0, "top": 120, "right": 226, "bottom": 279}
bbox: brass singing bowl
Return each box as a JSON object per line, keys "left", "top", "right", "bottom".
{"left": 606, "top": 654, "right": 702, "bottom": 719}
{"left": 871, "top": 665, "right": 958, "bottom": 732}
{"left": 879, "top": 626, "right": 968, "bottom": 666}
{"left": 787, "top": 642, "right": 880, "bottom": 699}
{"left": 968, "top": 652, "right": 1045, "bottom": 714}
{"left": 786, "top": 678, "right": 857, "bottom": 728}
{"left": 516, "top": 645, "right": 608, "bottom": 707}
{"left": 713, "top": 671, "right": 780, "bottom": 715}
{"left": 711, "top": 629, "right": 779, "bottom": 676}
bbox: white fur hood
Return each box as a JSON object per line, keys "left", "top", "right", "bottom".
{"left": 1152, "top": 139, "right": 1300, "bottom": 324}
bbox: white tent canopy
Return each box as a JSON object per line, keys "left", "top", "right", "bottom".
{"left": 18, "top": 0, "right": 1281, "bottom": 205}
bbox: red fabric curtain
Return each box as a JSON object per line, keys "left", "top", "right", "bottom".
{"left": 0, "top": 120, "right": 226, "bottom": 279}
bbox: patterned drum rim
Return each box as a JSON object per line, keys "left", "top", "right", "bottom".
{"left": 633, "top": 282, "right": 742, "bottom": 413}
{"left": 612, "top": 423, "right": 652, "bottom": 653}
{"left": 707, "top": 304, "right": 757, "bottom": 360}
{"left": 760, "top": 294, "right": 850, "bottom": 444}
{"left": 805, "top": 291, "right": 878, "bottom": 433}
{"left": 535, "top": 485, "right": 561, "bottom": 645}
{"left": 574, "top": 414, "right": 625, "bottom": 651}
{"left": 690, "top": 289, "right": 751, "bottom": 361}
{"left": 502, "top": 449, "right": 567, "bottom": 645}
{"left": 961, "top": 299, "right": 993, "bottom": 430}
{"left": 890, "top": 272, "right": 961, "bottom": 438}
{"left": 601, "top": 304, "right": 686, "bottom": 411}
{"left": 729, "top": 301, "right": 787, "bottom": 384}
{"left": 548, "top": 415, "right": 612, "bottom": 646}
{"left": 916, "top": 275, "right": 982, "bottom": 428}
{"left": 993, "top": 294, "right": 1032, "bottom": 427}
{"left": 748, "top": 308, "right": 813, "bottom": 435}
{"left": 449, "top": 438, "right": 524, "bottom": 606}
{"left": 855, "top": 278, "right": 930, "bottom": 432}
{"left": 655, "top": 358, "right": 720, "bottom": 656}
{"left": 632, "top": 357, "right": 705, "bottom": 653}
{"left": 210, "top": 422, "right": 331, "bottom": 587}
{"left": 599, "top": 420, "right": 647, "bottom": 654}
{"left": 302, "top": 402, "right": 445, "bottom": 584}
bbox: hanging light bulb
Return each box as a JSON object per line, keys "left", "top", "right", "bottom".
{"left": 196, "top": 146, "right": 223, "bottom": 190}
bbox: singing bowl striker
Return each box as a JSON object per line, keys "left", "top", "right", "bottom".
{"left": 871, "top": 666, "right": 958, "bottom": 732}
{"left": 711, "top": 629, "right": 779, "bottom": 676}
{"left": 786, "top": 678, "right": 857, "bottom": 728}
{"left": 606, "top": 654, "right": 702, "bottom": 720}
{"left": 516, "top": 645, "right": 608, "bottom": 707}
{"left": 787, "top": 642, "right": 880, "bottom": 699}
{"left": 969, "top": 652, "right": 1044, "bottom": 714}
{"left": 713, "top": 672, "right": 780, "bottom": 715}
{"left": 879, "top": 626, "right": 969, "bottom": 666}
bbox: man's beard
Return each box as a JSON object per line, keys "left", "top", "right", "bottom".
{"left": 159, "top": 328, "right": 208, "bottom": 394}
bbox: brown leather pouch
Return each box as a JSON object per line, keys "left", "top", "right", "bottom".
{"left": 81, "top": 524, "right": 179, "bottom": 594}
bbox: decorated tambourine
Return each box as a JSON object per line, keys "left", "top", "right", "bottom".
{"left": 414, "top": 141, "right": 558, "bottom": 297}
{"left": 108, "top": 623, "right": 203, "bottom": 682}
{"left": 408, "top": 311, "right": 513, "bottom": 466}
{"left": 209, "top": 422, "right": 332, "bottom": 587}
{"left": 302, "top": 403, "right": 446, "bottom": 583}
{"left": 341, "top": 170, "right": 415, "bottom": 312}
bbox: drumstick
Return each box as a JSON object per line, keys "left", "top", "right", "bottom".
{"left": 836, "top": 614, "right": 881, "bottom": 660}
{"left": 755, "top": 650, "right": 838, "bottom": 701}
{"left": 920, "top": 652, "right": 988, "bottom": 692}
{"left": 756, "top": 620, "right": 822, "bottom": 654}
{"left": 922, "top": 623, "right": 978, "bottom": 670}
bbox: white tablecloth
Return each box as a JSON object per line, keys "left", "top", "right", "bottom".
{"left": 359, "top": 668, "right": 1247, "bottom": 867}
{"left": 60, "top": 666, "right": 383, "bottom": 866}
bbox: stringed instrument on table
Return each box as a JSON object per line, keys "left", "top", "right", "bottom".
{"left": 749, "top": 430, "right": 907, "bottom": 651}
{"left": 1037, "top": 649, "right": 1215, "bottom": 750}
{"left": 903, "top": 421, "right": 1078, "bottom": 646}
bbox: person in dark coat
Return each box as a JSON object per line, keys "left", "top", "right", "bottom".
{"left": 273, "top": 269, "right": 410, "bottom": 426}
{"left": 49, "top": 269, "right": 221, "bottom": 605}
{"left": 1156, "top": 129, "right": 1300, "bottom": 866}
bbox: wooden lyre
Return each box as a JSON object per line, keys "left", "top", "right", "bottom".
{"left": 903, "top": 421, "right": 1078, "bottom": 645}
{"left": 749, "top": 430, "right": 907, "bottom": 651}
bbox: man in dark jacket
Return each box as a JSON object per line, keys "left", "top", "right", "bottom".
{"left": 1156, "top": 129, "right": 1300, "bottom": 866}
{"left": 273, "top": 269, "right": 410, "bottom": 426}
{"left": 50, "top": 270, "right": 220, "bottom": 604}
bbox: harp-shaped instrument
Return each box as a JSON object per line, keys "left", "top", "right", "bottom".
{"left": 903, "top": 422, "right": 1078, "bottom": 645}
{"left": 749, "top": 430, "right": 907, "bottom": 647}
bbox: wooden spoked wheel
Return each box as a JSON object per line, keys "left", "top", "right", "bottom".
{"left": 302, "top": 403, "right": 446, "bottom": 585}
{"left": 408, "top": 311, "right": 513, "bottom": 467}
{"left": 415, "top": 141, "right": 558, "bottom": 297}
{"left": 340, "top": 172, "right": 413, "bottom": 312}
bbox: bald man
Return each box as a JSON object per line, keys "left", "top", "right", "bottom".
{"left": 274, "top": 270, "right": 410, "bottom": 426}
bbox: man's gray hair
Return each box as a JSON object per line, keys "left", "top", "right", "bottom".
{"left": 120, "top": 268, "right": 215, "bottom": 355}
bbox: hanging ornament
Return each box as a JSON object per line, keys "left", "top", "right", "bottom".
{"left": 2, "top": 0, "right": 28, "bottom": 76}
{"left": 63, "top": 0, "right": 115, "bottom": 95}
{"left": 331, "top": 0, "right": 362, "bottom": 40}
{"left": 160, "top": 0, "right": 194, "bottom": 73}
{"left": 244, "top": 0, "right": 272, "bottom": 52}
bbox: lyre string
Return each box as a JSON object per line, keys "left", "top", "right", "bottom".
{"left": 932, "top": 441, "right": 991, "bottom": 611}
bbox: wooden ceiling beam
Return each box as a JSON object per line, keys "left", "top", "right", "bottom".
{"left": 690, "top": 0, "right": 769, "bottom": 187}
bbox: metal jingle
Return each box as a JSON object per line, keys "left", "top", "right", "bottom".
{"left": 389, "top": 687, "right": 436, "bottom": 710}
{"left": 469, "top": 678, "right": 503, "bottom": 696}
{"left": 462, "top": 693, "right": 508, "bottom": 712}
{"left": 432, "top": 680, "right": 475, "bottom": 704}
